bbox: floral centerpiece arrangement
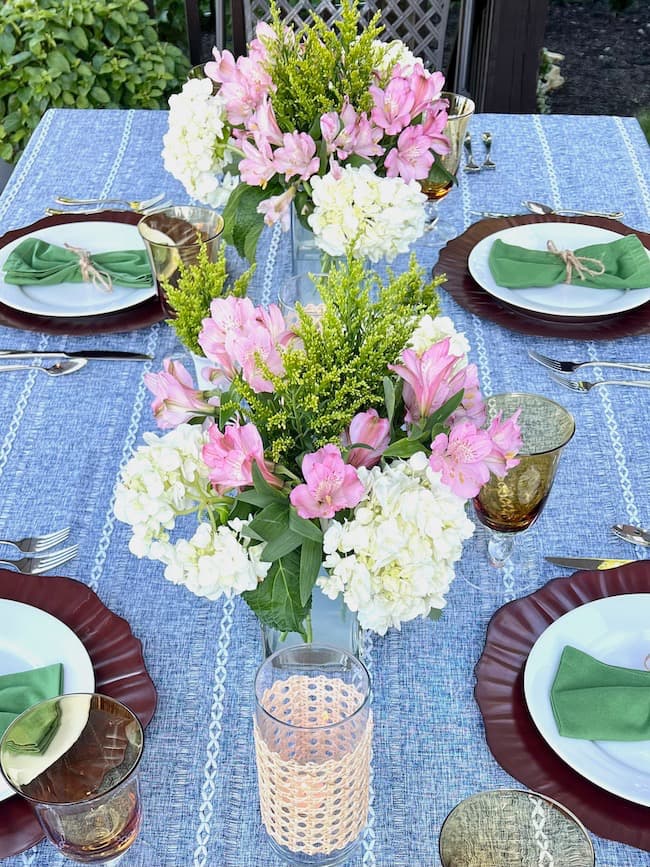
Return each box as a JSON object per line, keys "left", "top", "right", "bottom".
{"left": 115, "top": 259, "right": 521, "bottom": 638}
{"left": 162, "top": 0, "right": 453, "bottom": 264}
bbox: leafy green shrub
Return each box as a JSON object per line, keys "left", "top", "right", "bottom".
{"left": 154, "top": 0, "right": 214, "bottom": 53}
{"left": 0, "top": 0, "right": 190, "bottom": 164}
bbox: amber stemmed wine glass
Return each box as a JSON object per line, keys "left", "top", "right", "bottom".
{"left": 420, "top": 92, "right": 475, "bottom": 241}
{"left": 472, "top": 393, "right": 575, "bottom": 568}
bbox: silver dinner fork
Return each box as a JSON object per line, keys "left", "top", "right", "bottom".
{"left": 54, "top": 193, "right": 165, "bottom": 211}
{"left": 0, "top": 544, "right": 79, "bottom": 575}
{"left": 529, "top": 349, "right": 650, "bottom": 374}
{"left": 463, "top": 133, "right": 481, "bottom": 172}
{"left": 549, "top": 372, "right": 650, "bottom": 392}
{"left": 45, "top": 200, "right": 172, "bottom": 217}
{"left": 0, "top": 527, "right": 70, "bottom": 555}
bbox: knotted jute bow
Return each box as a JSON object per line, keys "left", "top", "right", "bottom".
{"left": 546, "top": 240, "right": 606, "bottom": 284}
{"left": 64, "top": 243, "right": 113, "bottom": 293}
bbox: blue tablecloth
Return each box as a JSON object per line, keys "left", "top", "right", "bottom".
{"left": 0, "top": 108, "right": 649, "bottom": 866}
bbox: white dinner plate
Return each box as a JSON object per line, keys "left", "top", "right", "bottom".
{"left": 468, "top": 223, "right": 650, "bottom": 317}
{"left": 0, "top": 221, "right": 155, "bottom": 317}
{"left": 0, "top": 599, "right": 95, "bottom": 801}
{"left": 524, "top": 594, "right": 650, "bottom": 806}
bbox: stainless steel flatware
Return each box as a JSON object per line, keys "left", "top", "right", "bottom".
{"left": 480, "top": 132, "right": 496, "bottom": 169}
{"left": 46, "top": 199, "right": 172, "bottom": 217}
{"left": 612, "top": 523, "right": 650, "bottom": 547}
{"left": 0, "top": 527, "right": 70, "bottom": 555}
{"left": 471, "top": 210, "right": 514, "bottom": 218}
{"left": 0, "top": 359, "right": 87, "bottom": 376}
{"left": 0, "top": 350, "right": 152, "bottom": 361}
{"left": 545, "top": 555, "right": 635, "bottom": 570}
{"left": 54, "top": 193, "right": 164, "bottom": 211}
{"left": 549, "top": 372, "right": 650, "bottom": 392}
{"left": 463, "top": 133, "right": 481, "bottom": 172}
{"left": 0, "top": 544, "right": 79, "bottom": 575}
{"left": 522, "top": 200, "right": 624, "bottom": 219}
{"left": 529, "top": 349, "right": 650, "bottom": 374}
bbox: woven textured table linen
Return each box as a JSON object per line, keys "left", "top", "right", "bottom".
{"left": 0, "top": 108, "right": 648, "bottom": 866}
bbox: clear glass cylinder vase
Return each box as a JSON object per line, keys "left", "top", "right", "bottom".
{"left": 260, "top": 582, "right": 361, "bottom": 659}
{"left": 290, "top": 202, "right": 322, "bottom": 279}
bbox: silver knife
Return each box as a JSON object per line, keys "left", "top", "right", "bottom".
{"left": 545, "top": 556, "right": 636, "bottom": 571}
{"left": 0, "top": 350, "right": 152, "bottom": 361}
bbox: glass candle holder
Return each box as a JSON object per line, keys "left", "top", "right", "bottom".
{"left": 253, "top": 644, "right": 372, "bottom": 866}
{"left": 0, "top": 693, "right": 143, "bottom": 865}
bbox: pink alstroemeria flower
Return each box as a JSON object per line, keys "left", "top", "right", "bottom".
{"left": 422, "top": 101, "right": 451, "bottom": 156}
{"left": 199, "top": 295, "right": 258, "bottom": 378}
{"left": 247, "top": 98, "right": 284, "bottom": 147}
{"left": 273, "top": 132, "right": 320, "bottom": 182}
{"left": 389, "top": 338, "right": 463, "bottom": 423}
{"left": 144, "top": 359, "right": 215, "bottom": 430}
{"left": 484, "top": 410, "right": 523, "bottom": 478}
{"left": 449, "top": 364, "right": 486, "bottom": 427}
{"left": 290, "top": 444, "right": 364, "bottom": 519}
{"left": 205, "top": 48, "right": 272, "bottom": 125}
{"left": 429, "top": 420, "right": 494, "bottom": 499}
{"left": 239, "top": 137, "right": 277, "bottom": 187}
{"left": 257, "top": 186, "right": 296, "bottom": 229}
{"left": 409, "top": 67, "right": 445, "bottom": 118}
{"left": 203, "top": 421, "right": 281, "bottom": 494}
{"left": 370, "top": 78, "right": 414, "bottom": 136}
{"left": 384, "top": 125, "right": 435, "bottom": 182}
{"left": 341, "top": 409, "right": 391, "bottom": 468}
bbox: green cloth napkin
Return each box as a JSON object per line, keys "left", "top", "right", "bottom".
{"left": 488, "top": 233, "right": 650, "bottom": 289}
{"left": 3, "top": 237, "right": 153, "bottom": 289}
{"left": 550, "top": 645, "right": 650, "bottom": 741}
{"left": 0, "top": 663, "right": 63, "bottom": 752}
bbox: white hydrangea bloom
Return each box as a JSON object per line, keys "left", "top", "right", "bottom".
{"left": 408, "top": 314, "right": 471, "bottom": 365}
{"left": 372, "top": 39, "right": 422, "bottom": 78}
{"left": 150, "top": 520, "right": 269, "bottom": 601}
{"left": 308, "top": 164, "right": 426, "bottom": 262}
{"left": 319, "top": 453, "right": 474, "bottom": 634}
{"left": 162, "top": 77, "right": 238, "bottom": 208}
{"left": 114, "top": 424, "right": 209, "bottom": 557}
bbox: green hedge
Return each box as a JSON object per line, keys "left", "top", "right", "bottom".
{"left": 0, "top": 0, "right": 190, "bottom": 164}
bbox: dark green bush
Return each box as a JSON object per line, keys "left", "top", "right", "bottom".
{"left": 0, "top": 0, "right": 191, "bottom": 164}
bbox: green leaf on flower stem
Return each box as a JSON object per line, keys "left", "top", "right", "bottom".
{"left": 288, "top": 509, "right": 323, "bottom": 544}
{"left": 242, "top": 551, "right": 310, "bottom": 637}
{"left": 381, "top": 438, "right": 427, "bottom": 459}
{"left": 427, "top": 390, "right": 464, "bottom": 429}
{"left": 248, "top": 502, "right": 291, "bottom": 543}
{"left": 299, "top": 539, "right": 322, "bottom": 606}
{"left": 428, "top": 607, "right": 443, "bottom": 622}
{"left": 261, "top": 529, "right": 302, "bottom": 562}
{"left": 236, "top": 488, "right": 278, "bottom": 509}
{"left": 383, "top": 376, "right": 396, "bottom": 425}
{"left": 251, "top": 461, "right": 286, "bottom": 503}
{"left": 427, "top": 160, "right": 457, "bottom": 188}
{"left": 222, "top": 183, "right": 268, "bottom": 263}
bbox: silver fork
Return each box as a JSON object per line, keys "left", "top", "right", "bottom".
{"left": 529, "top": 349, "right": 650, "bottom": 374}
{"left": 54, "top": 193, "right": 164, "bottom": 210}
{"left": 0, "top": 527, "right": 70, "bottom": 555}
{"left": 481, "top": 132, "right": 496, "bottom": 169}
{"left": 0, "top": 544, "right": 79, "bottom": 575}
{"left": 550, "top": 372, "right": 650, "bottom": 392}
{"left": 463, "top": 133, "right": 481, "bottom": 172}
{"left": 45, "top": 200, "right": 172, "bottom": 217}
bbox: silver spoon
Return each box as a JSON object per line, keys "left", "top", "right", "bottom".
{"left": 0, "top": 358, "right": 88, "bottom": 376}
{"left": 463, "top": 133, "right": 481, "bottom": 172}
{"left": 612, "top": 523, "right": 650, "bottom": 547}
{"left": 523, "top": 200, "right": 624, "bottom": 219}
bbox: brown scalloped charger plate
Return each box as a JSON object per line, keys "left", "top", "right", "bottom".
{"left": 436, "top": 214, "right": 650, "bottom": 339}
{"left": 0, "top": 570, "right": 157, "bottom": 858}
{"left": 0, "top": 211, "right": 166, "bottom": 335}
{"left": 475, "top": 560, "right": 650, "bottom": 852}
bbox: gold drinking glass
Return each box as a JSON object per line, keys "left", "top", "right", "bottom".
{"left": 0, "top": 693, "right": 144, "bottom": 865}
{"left": 439, "top": 789, "right": 595, "bottom": 866}
{"left": 472, "top": 393, "right": 575, "bottom": 568}
{"left": 421, "top": 92, "right": 475, "bottom": 240}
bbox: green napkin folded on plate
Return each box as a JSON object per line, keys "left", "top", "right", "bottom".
{"left": 3, "top": 238, "right": 153, "bottom": 289}
{"left": 550, "top": 645, "right": 650, "bottom": 741}
{"left": 488, "top": 233, "right": 650, "bottom": 290}
{"left": 0, "top": 662, "right": 63, "bottom": 752}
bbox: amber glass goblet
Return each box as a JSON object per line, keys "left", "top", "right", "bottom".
{"left": 472, "top": 393, "right": 575, "bottom": 568}
{"left": 420, "top": 92, "right": 475, "bottom": 240}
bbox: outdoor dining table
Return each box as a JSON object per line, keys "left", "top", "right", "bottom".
{"left": 0, "top": 107, "right": 648, "bottom": 866}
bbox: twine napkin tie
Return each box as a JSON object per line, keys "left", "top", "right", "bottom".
{"left": 545, "top": 240, "right": 606, "bottom": 284}
{"left": 64, "top": 243, "right": 113, "bottom": 293}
